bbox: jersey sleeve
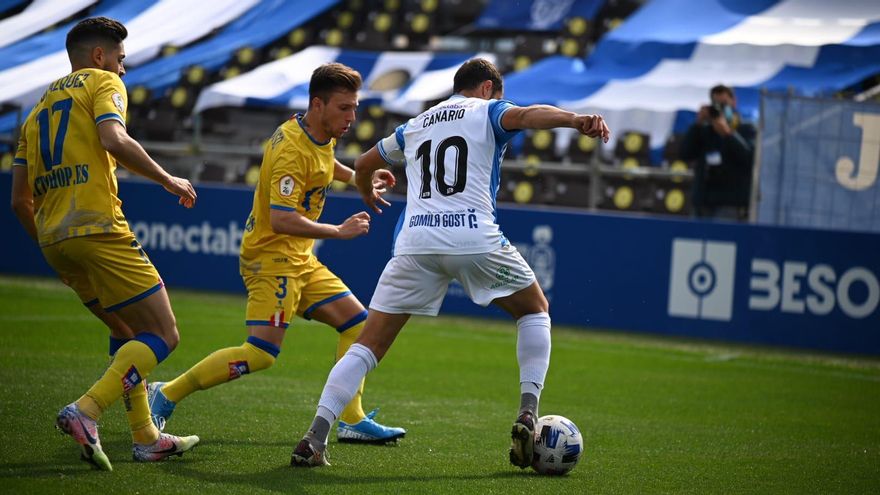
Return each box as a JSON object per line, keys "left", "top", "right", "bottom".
{"left": 488, "top": 99, "right": 521, "bottom": 146}
{"left": 377, "top": 123, "right": 407, "bottom": 166}
{"left": 93, "top": 72, "right": 127, "bottom": 127}
{"left": 268, "top": 147, "right": 308, "bottom": 213}
{"left": 13, "top": 121, "right": 28, "bottom": 168}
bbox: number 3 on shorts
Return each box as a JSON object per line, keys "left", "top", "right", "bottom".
{"left": 275, "top": 276, "right": 288, "bottom": 299}
{"left": 130, "top": 240, "right": 151, "bottom": 265}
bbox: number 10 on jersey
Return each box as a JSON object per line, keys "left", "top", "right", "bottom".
{"left": 416, "top": 136, "right": 469, "bottom": 198}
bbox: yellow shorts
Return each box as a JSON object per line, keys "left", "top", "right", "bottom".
{"left": 244, "top": 258, "right": 351, "bottom": 329}
{"left": 41, "top": 232, "right": 163, "bottom": 312}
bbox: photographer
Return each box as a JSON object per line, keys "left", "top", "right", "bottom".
{"left": 680, "top": 84, "right": 757, "bottom": 220}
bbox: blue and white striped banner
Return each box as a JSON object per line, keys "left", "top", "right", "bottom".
{"left": 476, "top": 0, "right": 604, "bottom": 32}
{"left": 505, "top": 0, "right": 880, "bottom": 151}
{"left": 194, "top": 46, "right": 494, "bottom": 116}
{"left": 0, "top": 0, "right": 262, "bottom": 107}
{"left": 0, "top": 0, "right": 98, "bottom": 49}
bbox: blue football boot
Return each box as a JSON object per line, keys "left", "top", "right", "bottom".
{"left": 336, "top": 408, "right": 406, "bottom": 444}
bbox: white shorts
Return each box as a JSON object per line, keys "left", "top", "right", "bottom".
{"left": 369, "top": 245, "right": 536, "bottom": 316}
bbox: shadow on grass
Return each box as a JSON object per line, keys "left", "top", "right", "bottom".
{"left": 185, "top": 437, "right": 295, "bottom": 449}
{"left": 168, "top": 435, "right": 410, "bottom": 450}
{"left": 0, "top": 450, "right": 110, "bottom": 479}
{"left": 160, "top": 462, "right": 529, "bottom": 494}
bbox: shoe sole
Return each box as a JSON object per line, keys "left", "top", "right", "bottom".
{"left": 509, "top": 423, "right": 534, "bottom": 469}
{"left": 290, "top": 455, "right": 311, "bottom": 467}
{"left": 337, "top": 432, "right": 405, "bottom": 444}
{"left": 290, "top": 454, "right": 330, "bottom": 467}
{"left": 132, "top": 450, "right": 190, "bottom": 462}
{"left": 56, "top": 415, "right": 112, "bottom": 471}
{"left": 79, "top": 444, "right": 112, "bottom": 471}
{"left": 133, "top": 437, "right": 200, "bottom": 462}
{"left": 291, "top": 439, "right": 330, "bottom": 467}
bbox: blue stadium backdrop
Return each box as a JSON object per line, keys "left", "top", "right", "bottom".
{"left": 2, "top": 173, "right": 878, "bottom": 355}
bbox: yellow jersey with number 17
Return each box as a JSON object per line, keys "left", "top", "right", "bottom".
{"left": 240, "top": 114, "right": 336, "bottom": 276}
{"left": 14, "top": 68, "right": 129, "bottom": 247}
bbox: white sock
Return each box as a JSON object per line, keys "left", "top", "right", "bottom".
{"left": 316, "top": 343, "right": 377, "bottom": 422}
{"left": 517, "top": 312, "right": 551, "bottom": 399}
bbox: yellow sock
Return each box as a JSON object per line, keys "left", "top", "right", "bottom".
{"left": 124, "top": 381, "right": 160, "bottom": 445}
{"left": 337, "top": 323, "right": 367, "bottom": 424}
{"left": 162, "top": 341, "right": 277, "bottom": 403}
{"left": 77, "top": 338, "right": 162, "bottom": 420}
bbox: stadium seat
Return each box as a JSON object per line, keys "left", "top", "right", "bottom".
{"left": 594, "top": 0, "right": 643, "bottom": 40}
{"left": 139, "top": 108, "right": 180, "bottom": 141}
{"left": 558, "top": 15, "right": 591, "bottom": 58}
{"left": 197, "top": 163, "right": 228, "bottom": 183}
{"left": 404, "top": 11, "right": 434, "bottom": 46}
{"left": 522, "top": 129, "right": 559, "bottom": 162}
{"left": 563, "top": 16, "right": 591, "bottom": 39}
{"left": 662, "top": 132, "right": 687, "bottom": 165}
{"left": 287, "top": 27, "right": 315, "bottom": 51}
{"left": 648, "top": 178, "right": 692, "bottom": 216}
{"left": 567, "top": 134, "right": 600, "bottom": 165}
{"left": 355, "top": 11, "right": 394, "bottom": 50}
{"left": 598, "top": 176, "right": 651, "bottom": 212}
{"left": 614, "top": 130, "right": 651, "bottom": 168}
{"left": 513, "top": 34, "right": 555, "bottom": 67}
{"left": 548, "top": 174, "right": 592, "bottom": 208}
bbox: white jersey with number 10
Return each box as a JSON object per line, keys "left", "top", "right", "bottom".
{"left": 377, "top": 95, "right": 521, "bottom": 256}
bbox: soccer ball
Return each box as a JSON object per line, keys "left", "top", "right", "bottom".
{"left": 531, "top": 415, "right": 583, "bottom": 475}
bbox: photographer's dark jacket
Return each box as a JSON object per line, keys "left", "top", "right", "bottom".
{"left": 680, "top": 117, "right": 757, "bottom": 210}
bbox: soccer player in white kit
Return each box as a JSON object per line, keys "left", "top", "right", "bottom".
{"left": 291, "top": 58, "right": 611, "bottom": 468}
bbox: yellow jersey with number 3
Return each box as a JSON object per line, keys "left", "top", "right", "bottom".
{"left": 240, "top": 114, "right": 336, "bottom": 276}
{"left": 14, "top": 68, "right": 129, "bottom": 247}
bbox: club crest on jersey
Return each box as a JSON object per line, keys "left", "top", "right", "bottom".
{"left": 279, "top": 176, "right": 295, "bottom": 196}
{"left": 228, "top": 360, "right": 250, "bottom": 380}
{"left": 111, "top": 92, "right": 125, "bottom": 113}
{"left": 121, "top": 365, "right": 142, "bottom": 392}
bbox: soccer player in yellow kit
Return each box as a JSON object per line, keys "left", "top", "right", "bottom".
{"left": 147, "top": 63, "right": 406, "bottom": 445}
{"left": 10, "top": 17, "right": 199, "bottom": 471}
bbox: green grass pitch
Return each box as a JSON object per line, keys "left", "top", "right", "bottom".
{"left": 0, "top": 275, "right": 878, "bottom": 494}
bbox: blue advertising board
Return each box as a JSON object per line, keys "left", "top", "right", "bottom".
{"left": 2, "top": 172, "right": 878, "bottom": 355}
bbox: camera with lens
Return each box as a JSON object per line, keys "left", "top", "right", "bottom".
{"left": 707, "top": 103, "right": 723, "bottom": 119}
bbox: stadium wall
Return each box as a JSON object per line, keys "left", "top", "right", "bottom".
{"left": 2, "top": 173, "right": 878, "bottom": 355}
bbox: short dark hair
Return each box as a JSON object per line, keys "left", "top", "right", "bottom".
{"left": 453, "top": 58, "right": 503, "bottom": 94}
{"left": 309, "top": 63, "right": 362, "bottom": 105}
{"left": 66, "top": 17, "right": 127, "bottom": 57}
{"left": 710, "top": 84, "right": 734, "bottom": 100}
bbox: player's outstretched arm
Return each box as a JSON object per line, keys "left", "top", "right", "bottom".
{"left": 333, "top": 159, "right": 355, "bottom": 184}
{"left": 10, "top": 166, "right": 38, "bottom": 242}
{"left": 269, "top": 208, "right": 370, "bottom": 240}
{"left": 501, "top": 105, "right": 611, "bottom": 143}
{"left": 354, "top": 145, "right": 396, "bottom": 214}
{"left": 334, "top": 158, "right": 395, "bottom": 192}
{"left": 97, "top": 120, "right": 197, "bottom": 208}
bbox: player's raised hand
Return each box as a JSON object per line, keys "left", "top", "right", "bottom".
{"left": 336, "top": 211, "right": 371, "bottom": 239}
{"left": 575, "top": 114, "right": 611, "bottom": 143}
{"left": 363, "top": 169, "right": 396, "bottom": 214}
{"left": 372, "top": 169, "right": 396, "bottom": 190}
{"left": 163, "top": 175, "right": 197, "bottom": 208}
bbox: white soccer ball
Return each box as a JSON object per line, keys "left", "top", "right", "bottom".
{"left": 531, "top": 415, "right": 583, "bottom": 475}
